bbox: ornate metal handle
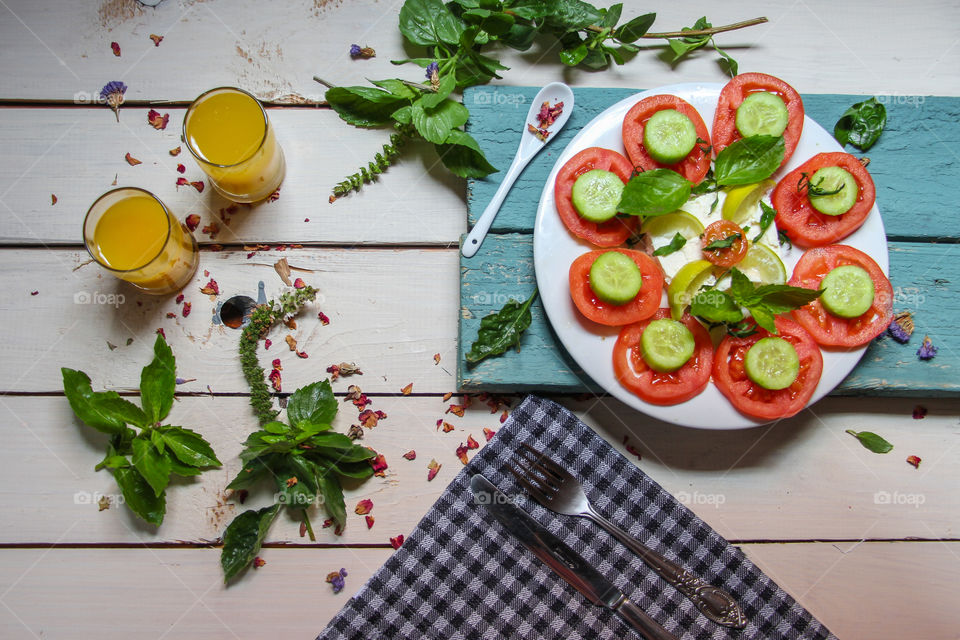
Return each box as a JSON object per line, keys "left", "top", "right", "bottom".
{"left": 587, "top": 505, "right": 747, "bottom": 629}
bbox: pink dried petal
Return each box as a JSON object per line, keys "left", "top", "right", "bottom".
{"left": 466, "top": 435, "right": 479, "bottom": 450}
{"left": 906, "top": 455, "right": 922, "bottom": 469}
{"left": 354, "top": 499, "right": 373, "bottom": 515}
{"left": 446, "top": 404, "right": 465, "bottom": 418}
{"left": 111, "top": 42, "right": 121, "bottom": 56}
{"left": 358, "top": 409, "right": 378, "bottom": 428}
{"left": 442, "top": 422, "right": 454, "bottom": 433}
{"left": 181, "top": 302, "right": 191, "bottom": 317}
{"left": 147, "top": 109, "right": 169, "bottom": 130}
{"left": 402, "top": 450, "right": 416, "bottom": 460}
{"left": 272, "top": 358, "right": 282, "bottom": 370}
{"left": 176, "top": 177, "right": 189, "bottom": 187}
{"left": 149, "top": 34, "right": 163, "bottom": 46}
{"left": 175, "top": 294, "right": 184, "bottom": 304}
{"left": 124, "top": 152, "right": 141, "bottom": 166}
{"left": 369, "top": 453, "right": 388, "bottom": 476}
{"left": 318, "top": 311, "right": 331, "bottom": 325}
{"left": 390, "top": 535, "right": 404, "bottom": 549}
{"left": 500, "top": 410, "right": 508, "bottom": 424}
{"left": 912, "top": 405, "right": 927, "bottom": 419}
{"left": 264, "top": 338, "right": 272, "bottom": 350}
{"left": 427, "top": 459, "right": 441, "bottom": 481}
{"left": 252, "top": 556, "right": 266, "bottom": 569}
{"left": 156, "top": 328, "right": 166, "bottom": 338}
{"left": 434, "top": 353, "right": 441, "bottom": 365}
{"left": 268, "top": 368, "right": 281, "bottom": 392}
{"left": 184, "top": 214, "right": 201, "bottom": 231}
{"left": 176, "top": 163, "right": 186, "bottom": 174}
{"left": 200, "top": 279, "right": 219, "bottom": 295}
{"left": 483, "top": 427, "right": 496, "bottom": 441}
{"left": 365, "top": 515, "right": 375, "bottom": 529}
{"left": 293, "top": 278, "right": 306, "bottom": 289}
{"left": 456, "top": 444, "right": 469, "bottom": 465}
{"left": 190, "top": 180, "right": 205, "bottom": 193}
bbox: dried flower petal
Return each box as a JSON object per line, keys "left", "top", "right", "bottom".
{"left": 401, "top": 382, "right": 413, "bottom": 395}
{"left": 326, "top": 568, "right": 347, "bottom": 593}
{"left": 190, "top": 180, "right": 205, "bottom": 192}
{"left": 888, "top": 311, "right": 914, "bottom": 343}
{"left": 365, "top": 515, "right": 375, "bottom": 529}
{"left": 100, "top": 81, "right": 127, "bottom": 122}
{"left": 913, "top": 405, "right": 927, "bottom": 420}
{"left": 269, "top": 368, "right": 281, "bottom": 392}
{"left": 147, "top": 109, "right": 169, "bottom": 130}
{"left": 483, "top": 427, "right": 496, "bottom": 441}
{"left": 347, "top": 424, "right": 364, "bottom": 440}
{"left": 906, "top": 455, "right": 922, "bottom": 469}
{"left": 262, "top": 339, "right": 272, "bottom": 351}
{"left": 253, "top": 556, "right": 266, "bottom": 569}
{"left": 285, "top": 334, "right": 298, "bottom": 352}
{"left": 176, "top": 177, "right": 189, "bottom": 187}
{"left": 176, "top": 163, "right": 186, "bottom": 174}
{"left": 402, "top": 450, "right": 416, "bottom": 460}
{"left": 285, "top": 476, "right": 298, "bottom": 488}
{"left": 175, "top": 293, "right": 184, "bottom": 303}
{"left": 124, "top": 152, "right": 141, "bottom": 166}
{"left": 293, "top": 277, "right": 306, "bottom": 289}
{"left": 527, "top": 123, "right": 550, "bottom": 142}
{"left": 202, "top": 221, "right": 220, "bottom": 239}
{"left": 442, "top": 421, "right": 454, "bottom": 433}
{"left": 318, "top": 311, "right": 331, "bottom": 325}
{"left": 169, "top": 146, "right": 181, "bottom": 156}
{"left": 446, "top": 404, "right": 465, "bottom": 418}
{"left": 358, "top": 409, "right": 378, "bottom": 428}
{"left": 98, "top": 495, "right": 111, "bottom": 511}
{"left": 111, "top": 41, "right": 121, "bottom": 57}
{"left": 917, "top": 335, "right": 937, "bottom": 360}
{"left": 622, "top": 436, "right": 642, "bottom": 461}
{"left": 182, "top": 302, "right": 191, "bottom": 317}
{"left": 149, "top": 34, "right": 163, "bottom": 46}
{"left": 51, "top": 194, "right": 57, "bottom": 205}
{"left": 354, "top": 499, "right": 373, "bottom": 515}
{"left": 433, "top": 353, "right": 441, "bottom": 365}
{"left": 536, "top": 100, "right": 564, "bottom": 128}
{"left": 156, "top": 327, "right": 165, "bottom": 338}
{"left": 390, "top": 535, "right": 404, "bottom": 549}
{"left": 200, "top": 279, "right": 219, "bottom": 295}
{"left": 456, "top": 443, "right": 469, "bottom": 465}
{"left": 165, "top": 312, "right": 176, "bottom": 318}
{"left": 466, "top": 434, "right": 479, "bottom": 450}
{"left": 299, "top": 521, "right": 307, "bottom": 537}
{"left": 268, "top": 188, "right": 281, "bottom": 202}
{"left": 184, "top": 214, "right": 201, "bottom": 231}
{"left": 499, "top": 410, "right": 509, "bottom": 424}
{"left": 442, "top": 392, "right": 453, "bottom": 402}
{"left": 369, "top": 453, "right": 388, "bottom": 476}
{"left": 427, "top": 458, "right": 441, "bottom": 481}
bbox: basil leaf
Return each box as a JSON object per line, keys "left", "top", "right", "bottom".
{"left": 131, "top": 436, "right": 171, "bottom": 497}
{"left": 317, "top": 468, "right": 347, "bottom": 530}
{"left": 95, "top": 454, "right": 130, "bottom": 471}
{"left": 302, "top": 432, "right": 355, "bottom": 451}
{"left": 614, "top": 12, "right": 656, "bottom": 42}
{"left": 140, "top": 334, "right": 175, "bottom": 424}
{"left": 398, "top": 0, "right": 463, "bottom": 45}
{"left": 753, "top": 284, "right": 823, "bottom": 313}
{"left": 618, "top": 169, "right": 692, "bottom": 217}
{"left": 221, "top": 504, "right": 281, "bottom": 581}
{"left": 411, "top": 97, "right": 469, "bottom": 144}
{"left": 600, "top": 3, "right": 622, "bottom": 29}
{"left": 666, "top": 16, "right": 711, "bottom": 60}
{"left": 277, "top": 457, "right": 319, "bottom": 509}
{"left": 334, "top": 460, "right": 377, "bottom": 479}
{"left": 752, "top": 201, "right": 777, "bottom": 243}
{"left": 834, "top": 97, "right": 886, "bottom": 151}
{"left": 167, "top": 455, "right": 203, "bottom": 477}
{"left": 286, "top": 380, "right": 337, "bottom": 430}
{"left": 543, "top": 0, "right": 604, "bottom": 30}
{"left": 714, "top": 135, "right": 785, "bottom": 186}
{"left": 113, "top": 466, "right": 166, "bottom": 526}
{"left": 158, "top": 426, "right": 221, "bottom": 468}
{"left": 691, "top": 289, "right": 743, "bottom": 325}
{"left": 419, "top": 73, "right": 456, "bottom": 109}
{"left": 505, "top": 0, "right": 552, "bottom": 21}
{"left": 369, "top": 78, "right": 419, "bottom": 101}
{"left": 728, "top": 267, "right": 760, "bottom": 306}
{"left": 652, "top": 232, "right": 687, "bottom": 257}
{"left": 748, "top": 305, "right": 777, "bottom": 334}
{"left": 501, "top": 23, "right": 538, "bottom": 50}
{"left": 315, "top": 442, "right": 378, "bottom": 463}
{"left": 435, "top": 129, "right": 498, "bottom": 178}
{"left": 845, "top": 429, "right": 893, "bottom": 454}
{"left": 62, "top": 368, "right": 127, "bottom": 435}
{"left": 703, "top": 232, "right": 741, "bottom": 251}
{"left": 226, "top": 456, "right": 276, "bottom": 491}
{"left": 465, "top": 289, "right": 538, "bottom": 364}
{"left": 559, "top": 43, "right": 589, "bottom": 67}
{"left": 325, "top": 86, "right": 406, "bottom": 128}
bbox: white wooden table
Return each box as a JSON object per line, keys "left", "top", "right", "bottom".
{"left": 1, "top": 1, "right": 958, "bottom": 638}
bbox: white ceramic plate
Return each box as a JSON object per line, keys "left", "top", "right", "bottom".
{"left": 533, "top": 82, "right": 888, "bottom": 429}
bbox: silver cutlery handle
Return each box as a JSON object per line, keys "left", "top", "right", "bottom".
{"left": 587, "top": 505, "right": 747, "bottom": 629}
{"left": 613, "top": 595, "right": 679, "bottom": 640}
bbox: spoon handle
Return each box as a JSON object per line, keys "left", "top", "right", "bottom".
{"left": 461, "top": 153, "right": 528, "bottom": 258}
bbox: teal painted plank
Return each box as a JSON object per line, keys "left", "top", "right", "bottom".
{"left": 458, "top": 235, "right": 959, "bottom": 396}
{"left": 465, "top": 87, "right": 960, "bottom": 240}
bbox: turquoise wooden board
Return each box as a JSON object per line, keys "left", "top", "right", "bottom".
{"left": 458, "top": 234, "right": 959, "bottom": 396}
{"left": 465, "top": 87, "right": 960, "bottom": 240}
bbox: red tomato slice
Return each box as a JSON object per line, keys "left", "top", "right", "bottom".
{"left": 613, "top": 309, "right": 713, "bottom": 405}
{"left": 555, "top": 147, "right": 640, "bottom": 247}
{"left": 772, "top": 152, "right": 876, "bottom": 248}
{"left": 788, "top": 245, "right": 893, "bottom": 347}
{"left": 622, "top": 94, "right": 711, "bottom": 185}
{"left": 712, "top": 72, "right": 804, "bottom": 169}
{"left": 713, "top": 316, "right": 823, "bottom": 420}
{"left": 701, "top": 220, "right": 748, "bottom": 267}
{"left": 569, "top": 249, "right": 663, "bottom": 326}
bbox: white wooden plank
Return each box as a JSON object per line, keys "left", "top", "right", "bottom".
{"left": 0, "top": 108, "right": 465, "bottom": 245}
{"left": 0, "top": 542, "right": 956, "bottom": 638}
{"left": 0, "top": 0, "right": 958, "bottom": 101}
{"left": 2, "top": 394, "right": 957, "bottom": 544}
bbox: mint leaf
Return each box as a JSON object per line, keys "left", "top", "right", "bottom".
{"left": 729, "top": 267, "right": 761, "bottom": 306}
{"left": 652, "top": 232, "right": 687, "bottom": 257}
{"left": 140, "top": 334, "right": 175, "bottom": 424}
{"left": 62, "top": 368, "right": 127, "bottom": 435}
{"left": 158, "top": 426, "right": 221, "bottom": 468}
{"left": 691, "top": 289, "right": 743, "bottom": 325}
{"left": 435, "top": 129, "right": 498, "bottom": 178}
{"left": 286, "top": 380, "right": 337, "bottom": 430}
{"left": 845, "top": 429, "right": 893, "bottom": 454}
{"left": 618, "top": 169, "right": 692, "bottom": 217}
{"left": 752, "top": 201, "right": 777, "bottom": 243}
{"left": 466, "top": 289, "right": 538, "bottom": 364}
{"left": 113, "top": 466, "right": 166, "bottom": 525}
{"left": 221, "top": 504, "right": 281, "bottom": 581}
{"left": 411, "top": 97, "right": 469, "bottom": 144}
{"left": 131, "top": 436, "right": 171, "bottom": 497}
{"left": 835, "top": 97, "right": 886, "bottom": 152}
{"left": 714, "top": 135, "right": 785, "bottom": 186}
{"left": 748, "top": 305, "right": 777, "bottom": 333}
{"left": 325, "top": 86, "right": 407, "bottom": 128}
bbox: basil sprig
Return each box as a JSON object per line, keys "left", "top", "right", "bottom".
{"left": 714, "top": 135, "right": 785, "bottom": 186}
{"left": 466, "top": 288, "right": 538, "bottom": 364}
{"left": 752, "top": 201, "right": 777, "bottom": 242}
{"left": 618, "top": 168, "right": 692, "bottom": 217}
{"left": 834, "top": 97, "right": 886, "bottom": 152}
{"left": 845, "top": 429, "right": 894, "bottom": 454}
{"left": 61, "top": 335, "right": 221, "bottom": 526}
{"left": 652, "top": 232, "right": 687, "bottom": 257}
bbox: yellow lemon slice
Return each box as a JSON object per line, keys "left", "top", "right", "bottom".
{"left": 668, "top": 259, "right": 715, "bottom": 319}
{"left": 721, "top": 179, "right": 775, "bottom": 226}
{"left": 737, "top": 243, "right": 787, "bottom": 285}
{"left": 642, "top": 210, "right": 705, "bottom": 248}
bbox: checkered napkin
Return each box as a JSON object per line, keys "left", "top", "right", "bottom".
{"left": 317, "top": 395, "right": 836, "bottom": 640}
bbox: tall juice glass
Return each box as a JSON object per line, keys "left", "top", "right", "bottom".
{"left": 84, "top": 187, "right": 199, "bottom": 295}
{"left": 183, "top": 87, "right": 285, "bottom": 203}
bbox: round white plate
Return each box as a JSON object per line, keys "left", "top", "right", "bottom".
{"left": 533, "top": 82, "right": 888, "bottom": 429}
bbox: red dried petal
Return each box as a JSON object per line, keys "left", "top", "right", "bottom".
{"left": 268, "top": 368, "right": 281, "bottom": 392}
{"left": 299, "top": 521, "right": 307, "bottom": 537}
{"left": 390, "top": 535, "right": 404, "bottom": 550}
{"left": 358, "top": 409, "right": 378, "bottom": 428}
{"left": 374, "top": 410, "right": 387, "bottom": 420}
{"left": 285, "top": 476, "right": 298, "bottom": 488}
{"left": 182, "top": 302, "right": 191, "bottom": 317}
{"left": 293, "top": 278, "right": 306, "bottom": 289}
{"left": 124, "top": 152, "right": 141, "bottom": 166}
{"left": 326, "top": 364, "right": 340, "bottom": 380}
{"left": 433, "top": 353, "right": 441, "bottom": 365}
{"left": 369, "top": 453, "right": 388, "bottom": 476}
{"left": 318, "top": 311, "right": 331, "bottom": 325}
{"left": 354, "top": 499, "right": 373, "bottom": 515}
{"left": 622, "top": 436, "right": 642, "bottom": 461}
{"left": 427, "top": 458, "right": 441, "bottom": 481}
{"left": 365, "top": 515, "right": 375, "bottom": 529}
{"left": 252, "top": 556, "right": 266, "bottom": 569}
{"left": 322, "top": 518, "right": 334, "bottom": 529}
{"left": 156, "top": 328, "right": 165, "bottom": 338}
{"left": 297, "top": 350, "right": 308, "bottom": 359}
{"left": 51, "top": 194, "right": 57, "bottom": 205}
{"left": 466, "top": 435, "right": 479, "bottom": 450}
{"left": 906, "top": 455, "right": 922, "bottom": 469}
{"left": 912, "top": 405, "right": 927, "bottom": 419}
{"left": 176, "top": 163, "right": 186, "bottom": 174}
{"left": 401, "top": 382, "right": 413, "bottom": 395}
{"left": 200, "top": 279, "right": 219, "bottom": 295}
{"left": 483, "top": 427, "right": 496, "bottom": 441}
{"left": 190, "top": 180, "right": 205, "bottom": 192}
{"left": 264, "top": 339, "right": 272, "bottom": 350}
{"left": 442, "top": 422, "right": 454, "bottom": 433}
{"left": 149, "top": 34, "right": 163, "bottom": 46}
{"left": 500, "top": 410, "right": 509, "bottom": 424}
{"left": 272, "top": 358, "right": 282, "bottom": 370}
{"left": 175, "top": 294, "right": 184, "bottom": 303}
{"left": 111, "top": 42, "right": 121, "bottom": 56}
{"left": 201, "top": 221, "right": 220, "bottom": 239}
{"left": 169, "top": 146, "right": 181, "bottom": 156}
{"left": 184, "top": 214, "right": 200, "bottom": 231}
{"left": 446, "top": 404, "right": 465, "bottom": 418}
{"left": 176, "top": 177, "right": 189, "bottom": 187}
{"left": 268, "top": 188, "right": 281, "bottom": 202}
{"left": 147, "top": 109, "right": 169, "bottom": 130}
{"left": 30, "top": 291, "right": 38, "bottom": 296}
{"left": 165, "top": 312, "right": 176, "bottom": 318}
{"left": 402, "top": 450, "right": 416, "bottom": 460}
{"left": 456, "top": 444, "right": 469, "bottom": 465}
{"left": 442, "top": 392, "right": 453, "bottom": 402}
{"left": 354, "top": 395, "right": 372, "bottom": 411}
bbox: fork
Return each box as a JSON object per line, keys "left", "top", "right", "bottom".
{"left": 508, "top": 443, "right": 748, "bottom": 629}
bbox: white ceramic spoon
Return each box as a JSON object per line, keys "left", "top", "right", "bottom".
{"left": 461, "top": 82, "right": 574, "bottom": 258}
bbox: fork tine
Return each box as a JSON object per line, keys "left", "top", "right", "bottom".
{"left": 514, "top": 451, "right": 564, "bottom": 489}
{"left": 519, "top": 443, "right": 567, "bottom": 482}
{"left": 506, "top": 463, "right": 553, "bottom": 504}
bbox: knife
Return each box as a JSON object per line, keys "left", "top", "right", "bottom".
{"left": 470, "top": 474, "right": 679, "bottom": 640}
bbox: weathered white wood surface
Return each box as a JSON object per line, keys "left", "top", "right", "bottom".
{"left": 0, "top": 0, "right": 958, "bottom": 102}
{"left": 0, "top": 542, "right": 957, "bottom": 639}
{"left": 2, "top": 394, "right": 956, "bottom": 544}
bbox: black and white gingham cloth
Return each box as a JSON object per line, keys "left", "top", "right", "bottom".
{"left": 317, "top": 395, "right": 836, "bottom": 640}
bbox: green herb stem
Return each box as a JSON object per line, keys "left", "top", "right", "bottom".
{"left": 302, "top": 510, "right": 316, "bottom": 542}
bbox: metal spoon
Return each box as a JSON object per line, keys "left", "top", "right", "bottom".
{"left": 461, "top": 82, "right": 574, "bottom": 258}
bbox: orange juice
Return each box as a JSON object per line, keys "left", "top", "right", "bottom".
{"left": 84, "top": 188, "right": 198, "bottom": 295}
{"left": 183, "top": 87, "right": 285, "bottom": 202}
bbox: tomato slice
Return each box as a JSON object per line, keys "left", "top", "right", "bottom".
{"left": 701, "top": 220, "right": 748, "bottom": 267}
{"left": 613, "top": 309, "right": 713, "bottom": 405}
{"left": 712, "top": 72, "right": 804, "bottom": 169}
{"left": 555, "top": 147, "right": 640, "bottom": 247}
{"left": 772, "top": 152, "right": 876, "bottom": 248}
{"left": 621, "top": 94, "right": 711, "bottom": 185}
{"left": 713, "top": 316, "right": 823, "bottom": 420}
{"left": 788, "top": 245, "right": 893, "bottom": 347}
{"left": 569, "top": 249, "right": 663, "bottom": 326}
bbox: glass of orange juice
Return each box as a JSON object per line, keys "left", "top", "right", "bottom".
{"left": 183, "top": 87, "right": 285, "bottom": 203}
{"left": 83, "top": 187, "right": 199, "bottom": 295}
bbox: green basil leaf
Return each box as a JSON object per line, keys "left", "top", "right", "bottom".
{"left": 317, "top": 469, "right": 347, "bottom": 530}
{"left": 748, "top": 304, "right": 777, "bottom": 334}
{"left": 226, "top": 456, "right": 276, "bottom": 490}
{"left": 652, "top": 232, "right": 687, "bottom": 257}
{"left": 221, "top": 504, "right": 281, "bottom": 581}
{"left": 466, "top": 289, "right": 538, "bottom": 364}
{"left": 752, "top": 201, "right": 777, "bottom": 243}
{"left": 753, "top": 284, "right": 823, "bottom": 313}
{"left": 504, "top": 0, "right": 551, "bottom": 21}
{"left": 728, "top": 267, "right": 760, "bottom": 306}
{"left": 399, "top": 0, "right": 456, "bottom": 45}
{"left": 714, "top": 45, "right": 738, "bottom": 77}
{"left": 845, "top": 429, "right": 894, "bottom": 454}
{"left": 113, "top": 466, "right": 166, "bottom": 526}
{"left": 392, "top": 105, "right": 413, "bottom": 125}
{"left": 543, "top": 0, "right": 603, "bottom": 30}
{"left": 703, "top": 232, "right": 741, "bottom": 251}
{"left": 435, "top": 129, "right": 498, "bottom": 178}
{"left": 325, "top": 86, "right": 406, "bottom": 128}
{"left": 167, "top": 454, "right": 203, "bottom": 477}
{"left": 419, "top": 73, "right": 456, "bottom": 109}
{"left": 478, "top": 10, "right": 516, "bottom": 37}
{"left": 131, "top": 436, "right": 171, "bottom": 497}
{"left": 95, "top": 454, "right": 130, "bottom": 471}
{"left": 334, "top": 460, "right": 377, "bottom": 479}
{"left": 303, "top": 432, "right": 355, "bottom": 450}
{"left": 411, "top": 97, "right": 469, "bottom": 144}
{"left": 158, "top": 426, "right": 221, "bottom": 468}
{"left": 614, "top": 12, "right": 656, "bottom": 42}
{"left": 501, "top": 23, "right": 538, "bottom": 50}
{"left": 62, "top": 368, "right": 127, "bottom": 435}
{"left": 559, "top": 43, "right": 589, "bottom": 67}
{"left": 139, "top": 334, "right": 175, "bottom": 424}
{"left": 369, "top": 78, "right": 419, "bottom": 101}
{"left": 600, "top": 3, "right": 622, "bottom": 29}
{"left": 714, "top": 135, "right": 785, "bottom": 186}
{"left": 315, "top": 442, "right": 378, "bottom": 464}
{"left": 276, "top": 457, "right": 319, "bottom": 509}
{"left": 690, "top": 290, "right": 743, "bottom": 325}
{"left": 834, "top": 97, "right": 887, "bottom": 151}
{"left": 578, "top": 47, "right": 609, "bottom": 71}
{"left": 618, "top": 169, "right": 692, "bottom": 217}
{"left": 286, "top": 380, "right": 337, "bottom": 430}
{"left": 261, "top": 421, "right": 291, "bottom": 435}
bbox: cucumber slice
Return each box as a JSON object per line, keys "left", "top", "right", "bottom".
{"left": 589, "top": 252, "right": 643, "bottom": 305}
{"left": 820, "top": 265, "right": 875, "bottom": 318}
{"left": 735, "top": 92, "right": 789, "bottom": 137}
{"left": 643, "top": 109, "right": 698, "bottom": 165}
{"left": 744, "top": 337, "right": 800, "bottom": 390}
{"left": 641, "top": 318, "right": 696, "bottom": 373}
{"left": 808, "top": 166, "right": 859, "bottom": 216}
{"left": 572, "top": 169, "right": 625, "bottom": 222}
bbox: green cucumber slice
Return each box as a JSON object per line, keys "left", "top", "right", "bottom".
{"left": 735, "top": 92, "right": 789, "bottom": 137}
{"left": 808, "top": 166, "right": 859, "bottom": 216}
{"left": 572, "top": 169, "right": 625, "bottom": 222}
{"left": 643, "top": 109, "right": 697, "bottom": 165}
{"left": 589, "top": 252, "right": 643, "bottom": 305}
{"left": 640, "top": 318, "right": 696, "bottom": 373}
{"left": 744, "top": 337, "right": 800, "bottom": 390}
{"left": 820, "top": 265, "right": 875, "bottom": 318}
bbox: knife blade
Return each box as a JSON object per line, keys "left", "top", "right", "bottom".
{"left": 470, "top": 474, "right": 678, "bottom": 640}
